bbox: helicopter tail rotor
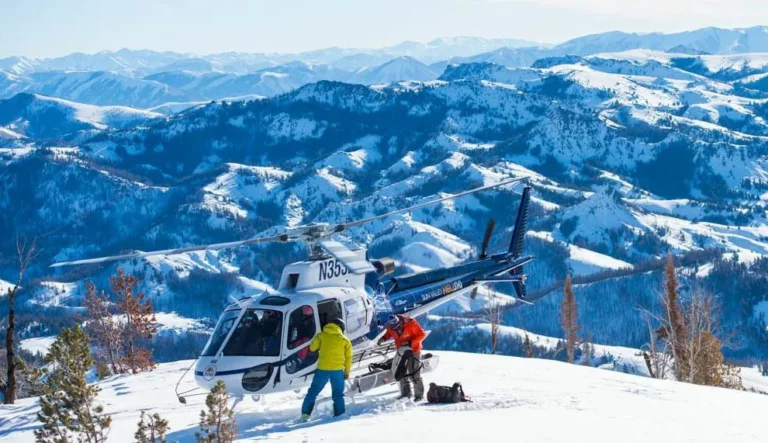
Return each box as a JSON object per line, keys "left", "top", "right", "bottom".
{"left": 479, "top": 219, "right": 496, "bottom": 260}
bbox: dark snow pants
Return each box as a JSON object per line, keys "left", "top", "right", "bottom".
{"left": 397, "top": 351, "right": 424, "bottom": 398}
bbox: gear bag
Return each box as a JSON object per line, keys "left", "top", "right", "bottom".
{"left": 427, "top": 382, "right": 471, "bottom": 404}
{"left": 369, "top": 359, "right": 392, "bottom": 373}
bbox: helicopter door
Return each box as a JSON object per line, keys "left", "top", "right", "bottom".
{"left": 282, "top": 305, "right": 319, "bottom": 377}
{"left": 317, "top": 299, "right": 343, "bottom": 328}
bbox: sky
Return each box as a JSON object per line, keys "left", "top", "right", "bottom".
{"left": 2, "top": 0, "right": 768, "bottom": 58}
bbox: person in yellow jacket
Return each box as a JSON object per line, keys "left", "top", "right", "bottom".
{"left": 301, "top": 318, "right": 352, "bottom": 421}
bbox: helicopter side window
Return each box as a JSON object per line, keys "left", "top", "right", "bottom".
{"left": 202, "top": 309, "right": 241, "bottom": 357}
{"left": 317, "top": 299, "right": 342, "bottom": 329}
{"left": 288, "top": 305, "right": 317, "bottom": 350}
{"left": 343, "top": 297, "right": 367, "bottom": 335}
{"left": 222, "top": 309, "right": 283, "bottom": 357}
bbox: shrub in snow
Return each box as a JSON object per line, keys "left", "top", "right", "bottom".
{"left": 196, "top": 380, "right": 236, "bottom": 443}
{"left": 135, "top": 411, "right": 170, "bottom": 443}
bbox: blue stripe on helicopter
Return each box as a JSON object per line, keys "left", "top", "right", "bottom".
{"left": 385, "top": 273, "right": 475, "bottom": 316}
{"left": 195, "top": 367, "right": 251, "bottom": 376}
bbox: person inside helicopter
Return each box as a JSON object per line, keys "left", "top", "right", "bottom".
{"left": 260, "top": 310, "right": 282, "bottom": 356}
{"left": 223, "top": 310, "right": 263, "bottom": 356}
{"left": 221, "top": 309, "right": 283, "bottom": 357}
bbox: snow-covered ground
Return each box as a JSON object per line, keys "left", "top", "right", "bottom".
{"left": 742, "top": 365, "right": 768, "bottom": 394}
{"left": 0, "top": 279, "right": 14, "bottom": 295}
{"left": 529, "top": 231, "right": 632, "bottom": 276}
{"left": 154, "top": 312, "right": 210, "bottom": 334}
{"left": 2, "top": 351, "right": 767, "bottom": 442}
{"left": 19, "top": 337, "right": 56, "bottom": 357}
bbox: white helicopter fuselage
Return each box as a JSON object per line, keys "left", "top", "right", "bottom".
{"left": 193, "top": 252, "right": 384, "bottom": 396}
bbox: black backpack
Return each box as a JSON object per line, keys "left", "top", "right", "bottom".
{"left": 427, "top": 382, "right": 471, "bottom": 404}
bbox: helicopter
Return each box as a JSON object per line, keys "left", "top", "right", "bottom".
{"left": 51, "top": 177, "right": 534, "bottom": 401}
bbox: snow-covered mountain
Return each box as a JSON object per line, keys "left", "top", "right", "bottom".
{"left": 0, "top": 93, "right": 162, "bottom": 141}
{"left": 6, "top": 27, "right": 768, "bottom": 110}
{"left": 446, "top": 26, "right": 768, "bottom": 69}
{"left": 0, "top": 37, "right": 539, "bottom": 78}
{"left": 557, "top": 26, "right": 768, "bottom": 56}
{"left": 0, "top": 60, "right": 427, "bottom": 108}
{"left": 8, "top": 71, "right": 188, "bottom": 109}
{"left": 349, "top": 57, "right": 439, "bottom": 84}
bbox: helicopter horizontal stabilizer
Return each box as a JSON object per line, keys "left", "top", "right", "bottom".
{"left": 474, "top": 276, "right": 526, "bottom": 283}
{"left": 319, "top": 240, "right": 376, "bottom": 274}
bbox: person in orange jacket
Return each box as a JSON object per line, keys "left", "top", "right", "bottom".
{"left": 377, "top": 314, "right": 426, "bottom": 400}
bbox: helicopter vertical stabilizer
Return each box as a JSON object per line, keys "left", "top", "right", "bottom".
{"left": 509, "top": 186, "right": 531, "bottom": 299}
{"left": 509, "top": 186, "right": 531, "bottom": 258}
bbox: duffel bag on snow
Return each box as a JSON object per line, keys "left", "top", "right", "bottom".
{"left": 427, "top": 382, "right": 470, "bottom": 404}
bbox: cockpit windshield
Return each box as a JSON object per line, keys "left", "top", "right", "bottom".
{"left": 222, "top": 309, "right": 283, "bottom": 357}
{"left": 202, "top": 309, "right": 240, "bottom": 357}
{"left": 202, "top": 308, "right": 284, "bottom": 357}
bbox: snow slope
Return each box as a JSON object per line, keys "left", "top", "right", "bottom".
{"left": 0, "top": 279, "right": 14, "bottom": 294}
{"left": 0, "top": 93, "right": 162, "bottom": 139}
{"left": 19, "top": 337, "right": 56, "bottom": 357}
{"left": 1, "top": 352, "right": 767, "bottom": 442}
{"left": 462, "top": 322, "right": 651, "bottom": 376}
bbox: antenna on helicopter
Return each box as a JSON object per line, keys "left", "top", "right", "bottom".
{"left": 50, "top": 177, "right": 526, "bottom": 271}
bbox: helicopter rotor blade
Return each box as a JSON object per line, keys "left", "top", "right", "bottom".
{"left": 50, "top": 233, "right": 292, "bottom": 268}
{"left": 333, "top": 177, "right": 524, "bottom": 233}
{"left": 479, "top": 219, "right": 496, "bottom": 260}
{"left": 318, "top": 240, "right": 376, "bottom": 274}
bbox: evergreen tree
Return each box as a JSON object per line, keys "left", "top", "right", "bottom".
{"left": 34, "top": 326, "right": 111, "bottom": 443}
{"left": 196, "top": 380, "right": 236, "bottom": 443}
{"left": 135, "top": 411, "right": 170, "bottom": 443}
{"left": 561, "top": 275, "right": 580, "bottom": 363}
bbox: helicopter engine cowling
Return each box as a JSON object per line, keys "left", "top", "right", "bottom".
{"left": 371, "top": 258, "right": 395, "bottom": 277}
